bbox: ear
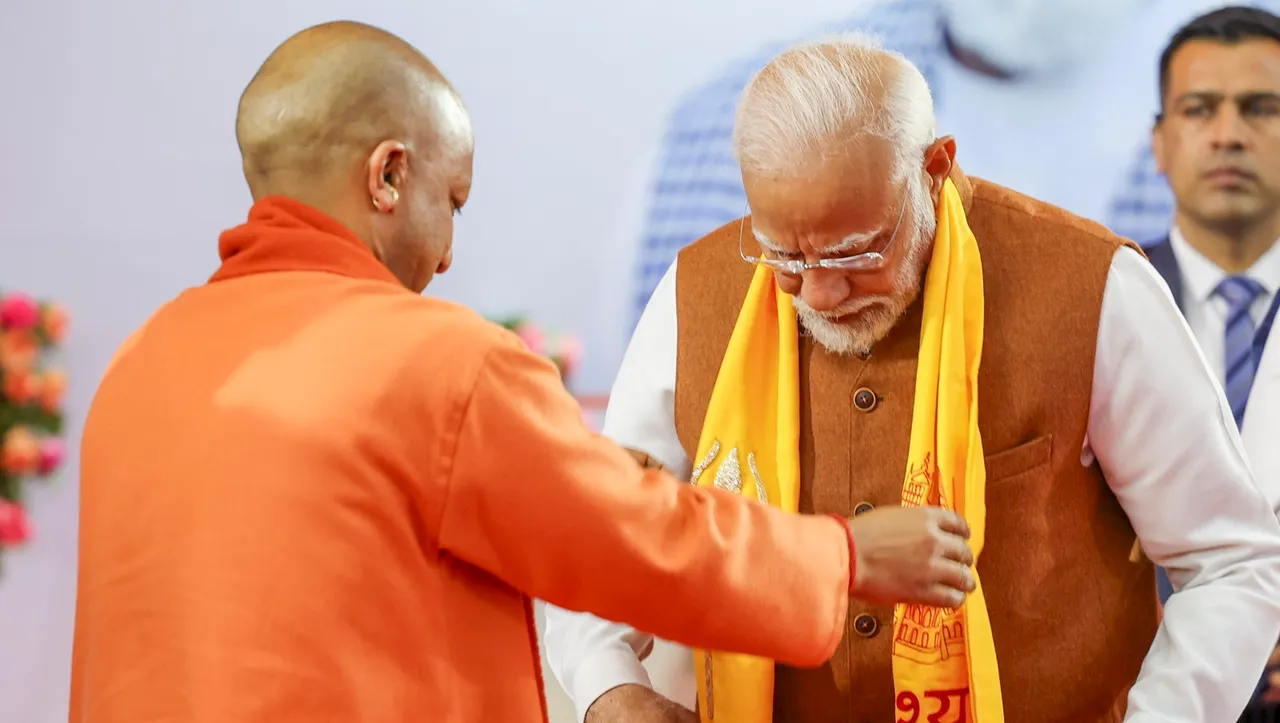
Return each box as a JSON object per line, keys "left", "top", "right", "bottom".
{"left": 366, "top": 140, "right": 409, "bottom": 213}
{"left": 437, "top": 246, "right": 454, "bottom": 275}
{"left": 923, "top": 136, "right": 956, "bottom": 201}
{"left": 1150, "top": 122, "right": 1169, "bottom": 176}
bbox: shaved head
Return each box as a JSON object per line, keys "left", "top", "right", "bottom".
{"left": 236, "top": 21, "right": 474, "bottom": 291}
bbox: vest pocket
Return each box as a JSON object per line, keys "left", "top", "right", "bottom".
{"left": 984, "top": 434, "right": 1053, "bottom": 483}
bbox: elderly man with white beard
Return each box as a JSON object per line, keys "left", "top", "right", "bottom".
{"left": 623, "top": 0, "right": 1241, "bottom": 332}
{"left": 545, "top": 34, "right": 1280, "bottom": 723}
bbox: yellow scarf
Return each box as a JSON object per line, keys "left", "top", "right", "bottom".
{"left": 691, "top": 179, "right": 1003, "bottom": 723}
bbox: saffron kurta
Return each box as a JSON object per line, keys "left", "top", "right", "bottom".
{"left": 70, "top": 197, "right": 852, "bottom": 723}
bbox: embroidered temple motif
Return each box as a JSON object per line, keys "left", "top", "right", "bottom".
{"left": 893, "top": 603, "right": 968, "bottom": 664}
{"left": 746, "top": 452, "right": 768, "bottom": 505}
{"left": 690, "top": 438, "right": 772, "bottom": 719}
{"left": 690, "top": 439, "right": 768, "bottom": 504}
{"left": 690, "top": 440, "right": 721, "bottom": 486}
{"left": 902, "top": 453, "right": 937, "bottom": 508}
{"left": 714, "top": 447, "right": 745, "bottom": 495}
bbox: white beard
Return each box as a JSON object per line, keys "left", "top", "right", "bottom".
{"left": 795, "top": 295, "right": 906, "bottom": 357}
{"left": 939, "top": 0, "right": 1149, "bottom": 76}
{"left": 794, "top": 178, "right": 937, "bottom": 356}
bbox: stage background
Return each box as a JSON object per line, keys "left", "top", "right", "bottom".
{"left": 0, "top": 0, "right": 865, "bottom": 721}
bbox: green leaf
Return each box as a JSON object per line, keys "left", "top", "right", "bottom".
{"left": 0, "top": 474, "right": 19, "bottom": 505}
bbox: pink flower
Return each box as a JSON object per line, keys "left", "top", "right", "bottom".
{"left": 514, "top": 322, "right": 545, "bottom": 356}
{"left": 0, "top": 499, "right": 32, "bottom": 547}
{"left": 554, "top": 335, "right": 584, "bottom": 377}
{"left": 0, "top": 292, "right": 40, "bottom": 331}
{"left": 37, "top": 437, "right": 65, "bottom": 476}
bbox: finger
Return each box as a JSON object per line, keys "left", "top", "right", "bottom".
{"left": 923, "top": 583, "right": 967, "bottom": 609}
{"left": 932, "top": 559, "right": 976, "bottom": 593}
{"left": 933, "top": 509, "right": 971, "bottom": 539}
{"left": 939, "top": 535, "right": 975, "bottom": 566}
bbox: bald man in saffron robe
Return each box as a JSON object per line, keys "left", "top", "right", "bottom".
{"left": 68, "top": 21, "right": 977, "bottom": 723}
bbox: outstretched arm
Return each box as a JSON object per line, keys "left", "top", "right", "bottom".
{"left": 542, "top": 258, "right": 692, "bottom": 721}
{"left": 439, "top": 333, "right": 853, "bottom": 668}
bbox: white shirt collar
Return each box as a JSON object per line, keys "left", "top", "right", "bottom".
{"left": 1168, "top": 226, "right": 1280, "bottom": 303}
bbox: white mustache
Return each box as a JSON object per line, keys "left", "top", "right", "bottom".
{"left": 795, "top": 296, "right": 891, "bottom": 320}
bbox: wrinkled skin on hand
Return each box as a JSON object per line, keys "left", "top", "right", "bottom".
{"left": 585, "top": 684, "right": 698, "bottom": 723}
{"left": 1263, "top": 642, "right": 1280, "bottom": 703}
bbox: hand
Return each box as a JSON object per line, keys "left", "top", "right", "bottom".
{"left": 585, "top": 684, "right": 698, "bottom": 723}
{"left": 1263, "top": 641, "right": 1280, "bottom": 703}
{"left": 847, "top": 506, "right": 975, "bottom": 608}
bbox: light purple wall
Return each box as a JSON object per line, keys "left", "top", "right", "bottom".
{"left": 0, "top": 1, "right": 863, "bottom": 721}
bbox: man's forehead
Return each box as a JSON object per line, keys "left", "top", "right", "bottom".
{"left": 1170, "top": 38, "right": 1280, "bottom": 95}
{"left": 744, "top": 170, "right": 894, "bottom": 222}
{"left": 750, "top": 191, "right": 895, "bottom": 252}
{"left": 741, "top": 138, "right": 899, "bottom": 248}
{"left": 752, "top": 225, "right": 882, "bottom": 254}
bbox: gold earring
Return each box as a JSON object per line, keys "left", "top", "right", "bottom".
{"left": 372, "top": 187, "right": 398, "bottom": 211}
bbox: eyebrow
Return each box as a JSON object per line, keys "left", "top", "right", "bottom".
{"left": 752, "top": 227, "right": 882, "bottom": 256}
{"left": 1174, "top": 90, "right": 1280, "bottom": 104}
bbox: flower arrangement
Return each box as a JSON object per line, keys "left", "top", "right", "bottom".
{"left": 490, "top": 316, "right": 583, "bottom": 385}
{"left": 0, "top": 291, "right": 68, "bottom": 559}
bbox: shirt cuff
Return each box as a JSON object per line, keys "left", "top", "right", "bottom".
{"left": 571, "top": 645, "right": 655, "bottom": 723}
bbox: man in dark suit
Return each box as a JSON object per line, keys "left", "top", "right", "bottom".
{"left": 1147, "top": 6, "right": 1280, "bottom": 718}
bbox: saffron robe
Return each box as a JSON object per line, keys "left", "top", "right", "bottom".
{"left": 70, "top": 196, "right": 851, "bottom": 723}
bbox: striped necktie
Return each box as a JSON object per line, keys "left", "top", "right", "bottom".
{"left": 1217, "top": 275, "right": 1264, "bottom": 428}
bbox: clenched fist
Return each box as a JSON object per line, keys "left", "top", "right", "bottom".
{"left": 846, "top": 506, "right": 976, "bottom": 608}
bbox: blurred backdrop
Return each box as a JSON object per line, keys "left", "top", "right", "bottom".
{"left": 0, "top": 0, "right": 1250, "bottom": 721}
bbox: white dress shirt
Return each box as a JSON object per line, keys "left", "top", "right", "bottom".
{"left": 1168, "top": 228, "right": 1280, "bottom": 390}
{"left": 1245, "top": 322, "right": 1280, "bottom": 509}
{"left": 1167, "top": 228, "right": 1280, "bottom": 516}
{"left": 543, "top": 246, "right": 1280, "bottom": 723}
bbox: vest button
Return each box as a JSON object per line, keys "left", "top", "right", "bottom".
{"left": 853, "top": 613, "right": 879, "bottom": 638}
{"left": 853, "top": 501, "right": 874, "bottom": 516}
{"left": 853, "top": 388, "right": 878, "bottom": 412}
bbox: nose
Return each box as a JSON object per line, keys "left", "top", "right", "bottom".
{"left": 799, "top": 271, "right": 852, "bottom": 313}
{"left": 1209, "top": 106, "right": 1248, "bottom": 151}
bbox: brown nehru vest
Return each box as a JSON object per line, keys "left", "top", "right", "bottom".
{"left": 672, "top": 169, "right": 1158, "bottom": 723}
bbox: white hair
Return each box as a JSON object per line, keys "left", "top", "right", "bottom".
{"left": 733, "top": 32, "right": 936, "bottom": 180}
